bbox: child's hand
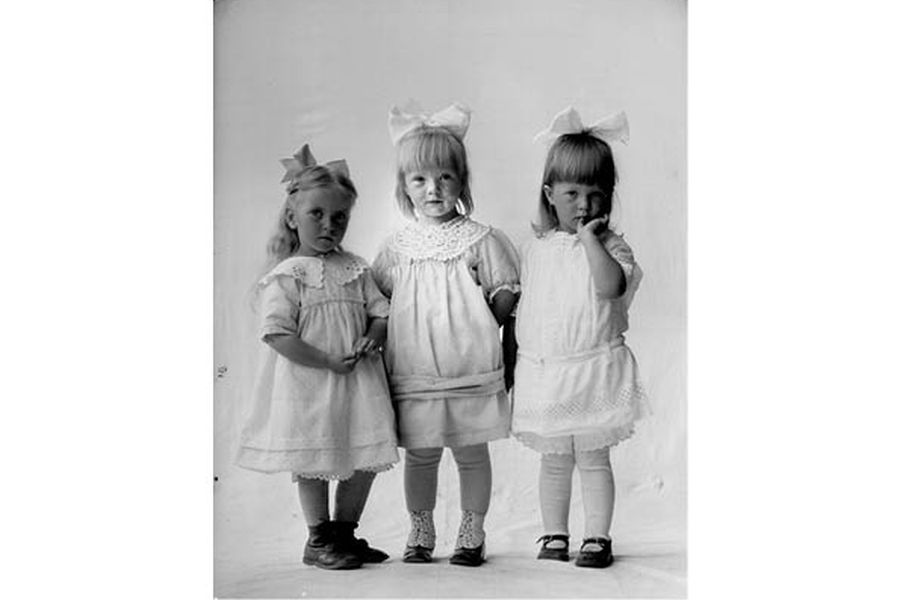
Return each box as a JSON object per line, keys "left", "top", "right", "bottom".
{"left": 350, "top": 336, "right": 382, "bottom": 359}
{"left": 327, "top": 353, "right": 360, "bottom": 374}
{"left": 576, "top": 216, "right": 607, "bottom": 245}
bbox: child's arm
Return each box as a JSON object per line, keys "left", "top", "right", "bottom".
{"left": 264, "top": 333, "right": 358, "bottom": 374}
{"left": 502, "top": 316, "right": 517, "bottom": 391}
{"left": 577, "top": 220, "right": 625, "bottom": 299}
{"left": 489, "top": 289, "right": 518, "bottom": 326}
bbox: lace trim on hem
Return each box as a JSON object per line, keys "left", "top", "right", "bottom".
{"left": 513, "top": 423, "right": 639, "bottom": 454}
{"left": 291, "top": 462, "right": 396, "bottom": 482}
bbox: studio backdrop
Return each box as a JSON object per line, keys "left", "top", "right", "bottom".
{"left": 214, "top": 0, "right": 685, "bottom": 596}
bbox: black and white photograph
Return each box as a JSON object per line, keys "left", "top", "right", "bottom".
{"left": 214, "top": 0, "right": 685, "bottom": 597}
{"left": 10, "top": 1, "right": 900, "bottom": 600}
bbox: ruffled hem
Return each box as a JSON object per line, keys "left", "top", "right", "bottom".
{"left": 512, "top": 382, "right": 650, "bottom": 454}
{"left": 235, "top": 441, "right": 400, "bottom": 477}
{"left": 395, "top": 391, "right": 511, "bottom": 449}
{"left": 514, "top": 422, "right": 639, "bottom": 454}
{"left": 399, "top": 423, "right": 511, "bottom": 449}
{"left": 290, "top": 462, "right": 396, "bottom": 482}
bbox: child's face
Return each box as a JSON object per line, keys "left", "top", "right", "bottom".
{"left": 287, "top": 187, "right": 353, "bottom": 256}
{"left": 544, "top": 182, "right": 605, "bottom": 234}
{"left": 403, "top": 166, "right": 462, "bottom": 224}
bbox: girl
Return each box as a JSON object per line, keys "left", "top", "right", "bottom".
{"left": 510, "top": 108, "right": 649, "bottom": 568}
{"left": 372, "top": 103, "right": 519, "bottom": 567}
{"left": 237, "top": 145, "right": 399, "bottom": 570}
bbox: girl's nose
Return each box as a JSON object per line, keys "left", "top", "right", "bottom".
{"left": 575, "top": 195, "right": 589, "bottom": 210}
{"left": 426, "top": 178, "right": 439, "bottom": 195}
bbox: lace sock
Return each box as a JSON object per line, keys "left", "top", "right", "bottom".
{"left": 407, "top": 510, "right": 436, "bottom": 548}
{"left": 456, "top": 510, "right": 486, "bottom": 549}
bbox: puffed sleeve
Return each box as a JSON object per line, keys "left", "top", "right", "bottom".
{"left": 258, "top": 275, "right": 300, "bottom": 339}
{"left": 475, "top": 228, "right": 521, "bottom": 300}
{"left": 603, "top": 232, "right": 643, "bottom": 309}
{"left": 371, "top": 241, "right": 396, "bottom": 299}
{"left": 359, "top": 268, "right": 391, "bottom": 319}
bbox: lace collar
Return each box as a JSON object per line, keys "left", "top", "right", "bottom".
{"left": 260, "top": 251, "right": 368, "bottom": 289}
{"left": 390, "top": 215, "right": 491, "bottom": 261}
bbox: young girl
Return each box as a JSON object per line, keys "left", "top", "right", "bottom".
{"left": 372, "top": 103, "right": 520, "bottom": 567}
{"left": 237, "top": 144, "right": 399, "bottom": 570}
{"left": 510, "top": 108, "right": 649, "bottom": 568}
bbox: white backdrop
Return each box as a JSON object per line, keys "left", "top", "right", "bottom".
{"left": 214, "top": 0, "right": 685, "bottom": 596}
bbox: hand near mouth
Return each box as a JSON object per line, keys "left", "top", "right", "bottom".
{"left": 576, "top": 216, "right": 608, "bottom": 244}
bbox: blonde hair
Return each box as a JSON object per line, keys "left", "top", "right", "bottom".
{"left": 265, "top": 165, "right": 357, "bottom": 266}
{"left": 394, "top": 126, "right": 473, "bottom": 219}
{"left": 534, "top": 132, "right": 617, "bottom": 235}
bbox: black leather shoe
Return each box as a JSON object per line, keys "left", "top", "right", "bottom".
{"left": 302, "top": 522, "right": 332, "bottom": 566}
{"left": 331, "top": 521, "right": 389, "bottom": 563}
{"left": 402, "top": 545, "right": 434, "bottom": 563}
{"left": 574, "top": 537, "right": 613, "bottom": 569}
{"left": 536, "top": 534, "right": 570, "bottom": 562}
{"left": 350, "top": 537, "right": 389, "bottom": 563}
{"left": 449, "top": 543, "right": 485, "bottom": 567}
{"left": 302, "top": 522, "right": 363, "bottom": 570}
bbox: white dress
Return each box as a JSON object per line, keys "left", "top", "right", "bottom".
{"left": 372, "top": 215, "right": 520, "bottom": 449}
{"left": 237, "top": 251, "right": 399, "bottom": 480}
{"left": 512, "top": 230, "right": 649, "bottom": 453}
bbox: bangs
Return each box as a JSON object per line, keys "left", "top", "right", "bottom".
{"left": 544, "top": 135, "right": 616, "bottom": 191}
{"left": 396, "top": 128, "right": 466, "bottom": 175}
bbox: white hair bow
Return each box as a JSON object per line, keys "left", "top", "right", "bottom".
{"left": 533, "top": 107, "right": 629, "bottom": 145}
{"left": 388, "top": 101, "right": 472, "bottom": 145}
{"left": 280, "top": 144, "right": 350, "bottom": 187}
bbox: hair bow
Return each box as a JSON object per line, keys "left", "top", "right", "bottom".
{"left": 533, "top": 107, "right": 629, "bottom": 145}
{"left": 280, "top": 144, "right": 350, "bottom": 185}
{"left": 388, "top": 101, "right": 472, "bottom": 145}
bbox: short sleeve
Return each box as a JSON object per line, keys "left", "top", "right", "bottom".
{"left": 371, "top": 242, "right": 396, "bottom": 298}
{"left": 360, "top": 268, "right": 391, "bottom": 319}
{"left": 475, "top": 228, "right": 521, "bottom": 300}
{"left": 258, "top": 275, "right": 300, "bottom": 339}
{"left": 603, "top": 233, "right": 643, "bottom": 308}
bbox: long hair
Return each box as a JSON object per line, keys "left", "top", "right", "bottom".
{"left": 265, "top": 165, "right": 357, "bottom": 266}
{"left": 394, "top": 126, "right": 473, "bottom": 219}
{"left": 535, "top": 132, "right": 617, "bottom": 234}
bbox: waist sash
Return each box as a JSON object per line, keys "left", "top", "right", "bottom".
{"left": 390, "top": 368, "right": 505, "bottom": 401}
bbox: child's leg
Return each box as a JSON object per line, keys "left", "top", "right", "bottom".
{"left": 296, "top": 476, "right": 361, "bottom": 569}
{"left": 450, "top": 443, "right": 491, "bottom": 548}
{"left": 575, "top": 447, "right": 615, "bottom": 540}
{"left": 332, "top": 470, "right": 388, "bottom": 563}
{"left": 333, "top": 470, "right": 376, "bottom": 523}
{"left": 540, "top": 452, "right": 575, "bottom": 536}
{"left": 296, "top": 477, "right": 329, "bottom": 526}
{"left": 404, "top": 448, "right": 443, "bottom": 550}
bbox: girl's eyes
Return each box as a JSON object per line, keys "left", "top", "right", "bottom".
{"left": 309, "top": 209, "right": 324, "bottom": 218}
{"left": 408, "top": 172, "right": 455, "bottom": 184}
